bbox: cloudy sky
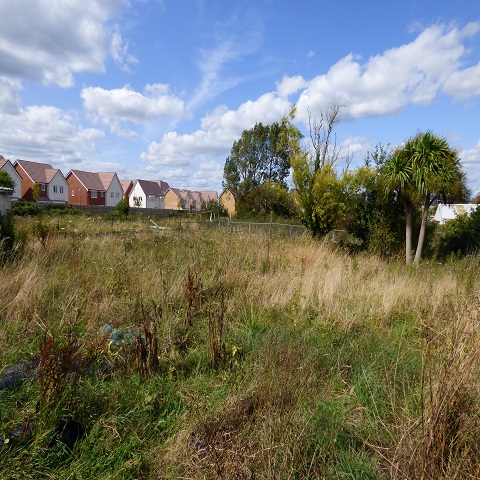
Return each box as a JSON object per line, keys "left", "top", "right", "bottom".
{"left": 1, "top": 0, "right": 480, "bottom": 194}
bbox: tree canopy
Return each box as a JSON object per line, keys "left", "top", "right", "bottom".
{"left": 382, "top": 131, "right": 467, "bottom": 266}
{"left": 0, "top": 171, "right": 14, "bottom": 190}
{"left": 223, "top": 112, "right": 302, "bottom": 214}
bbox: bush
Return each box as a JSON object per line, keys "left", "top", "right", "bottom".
{"left": 11, "top": 200, "right": 42, "bottom": 216}
{"left": 434, "top": 207, "right": 480, "bottom": 259}
{"left": 0, "top": 170, "right": 15, "bottom": 189}
{"left": 0, "top": 211, "right": 15, "bottom": 261}
{"left": 104, "top": 199, "right": 130, "bottom": 221}
{"left": 116, "top": 199, "right": 130, "bottom": 216}
{"left": 44, "top": 203, "right": 81, "bottom": 215}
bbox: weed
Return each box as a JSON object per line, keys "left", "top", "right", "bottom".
{"left": 207, "top": 296, "right": 226, "bottom": 370}
{"left": 130, "top": 300, "right": 160, "bottom": 378}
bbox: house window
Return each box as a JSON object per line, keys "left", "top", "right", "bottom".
{"left": 71, "top": 190, "right": 75, "bottom": 196}
{"left": 101, "top": 191, "right": 104, "bottom": 197}
{"left": 116, "top": 192, "right": 119, "bottom": 198}
{"left": 91, "top": 190, "right": 97, "bottom": 198}
{"left": 41, "top": 184, "right": 46, "bottom": 191}
{"left": 60, "top": 186, "right": 64, "bottom": 194}
{"left": 53, "top": 186, "right": 58, "bottom": 193}
{"left": 110, "top": 192, "right": 114, "bottom": 198}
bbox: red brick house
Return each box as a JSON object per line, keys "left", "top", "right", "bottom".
{"left": 14, "top": 159, "right": 68, "bottom": 203}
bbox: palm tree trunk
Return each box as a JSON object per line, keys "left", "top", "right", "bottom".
{"left": 404, "top": 199, "right": 413, "bottom": 265}
{"left": 414, "top": 194, "right": 430, "bottom": 267}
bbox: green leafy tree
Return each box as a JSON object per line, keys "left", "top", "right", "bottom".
{"left": 292, "top": 100, "right": 348, "bottom": 236}
{"left": 32, "top": 182, "right": 41, "bottom": 202}
{"left": 382, "top": 131, "right": 467, "bottom": 266}
{"left": 223, "top": 111, "right": 302, "bottom": 213}
{"left": 345, "top": 144, "right": 406, "bottom": 257}
{"left": 0, "top": 171, "right": 14, "bottom": 190}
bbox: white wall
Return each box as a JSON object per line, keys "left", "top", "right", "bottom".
{"left": 129, "top": 182, "right": 146, "bottom": 208}
{"left": 0, "top": 162, "right": 22, "bottom": 199}
{"left": 106, "top": 175, "right": 124, "bottom": 207}
{"left": 0, "top": 189, "right": 12, "bottom": 215}
{"left": 47, "top": 171, "right": 69, "bottom": 203}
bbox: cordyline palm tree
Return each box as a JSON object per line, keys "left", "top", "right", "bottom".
{"left": 383, "top": 131, "right": 466, "bottom": 266}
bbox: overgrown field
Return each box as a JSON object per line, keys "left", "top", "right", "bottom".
{"left": 1, "top": 214, "right": 480, "bottom": 479}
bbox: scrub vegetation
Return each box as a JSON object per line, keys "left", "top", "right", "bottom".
{"left": 1, "top": 213, "right": 480, "bottom": 479}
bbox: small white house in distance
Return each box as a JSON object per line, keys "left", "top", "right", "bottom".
{"left": 99, "top": 173, "right": 124, "bottom": 207}
{"left": 129, "top": 179, "right": 169, "bottom": 209}
{"left": 0, "top": 156, "right": 23, "bottom": 200}
{"left": 434, "top": 203, "right": 479, "bottom": 225}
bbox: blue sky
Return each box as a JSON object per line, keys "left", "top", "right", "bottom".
{"left": 1, "top": 0, "right": 480, "bottom": 195}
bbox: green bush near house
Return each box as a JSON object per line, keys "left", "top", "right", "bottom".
{"left": 0, "top": 170, "right": 15, "bottom": 190}
{"left": 434, "top": 206, "right": 480, "bottom": 259}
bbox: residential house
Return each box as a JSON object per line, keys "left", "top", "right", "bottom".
{"left": 120, "top": 180, "right": 134, "bottom": 202}
{"left": 99, "top": 172, "right": 124, "bottom": 207}
{"left": 129, "top": 179, "right": 170, "bottom": 209}
{"left": 219, "top": 188, "right": 236, "bottom": 215}
{"left": 165, "top": 188, "right": 189, "bottom": 210}
{"left": 186, "top": 191, "right": 202, "bottom": 211}
{"left": 198, "top": 190, "right": 219, "bottom": 210}
{"left": 433, "top": 203, "right": 479, "bottom": 225}
{"left": 66, "top": 170, "right": 107, "bottom": 206}
{"left": 14, "top": 159, "right": 68, "bottom": 203}
{"left": 0, "top": 155, "right": 23, "bottom": 200}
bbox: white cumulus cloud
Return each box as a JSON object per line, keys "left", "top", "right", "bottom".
{"left": 0, "top": 0, "right": 132, "bottom": 87}
{"left": 82, "top": 84, "right": 187, "bottom": 139}
{"left": 295, "top": 22, "right": 480, "bottom": 122}
{"left": 0, "top": 105, "right": 104, "bottom": 167}
{"left": 141, "top": 92, "right": 291, "bottom": 170}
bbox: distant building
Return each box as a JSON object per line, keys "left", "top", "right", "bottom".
{"left": 219, "top": 188, "right": 236, "bottom": 215}
{"left": 14, "top": 159, "right": 68, "bottom": 203}
{"left": 0, "top": 156, "right": 23, "bottom": 200}
{"left": 165, "top": 188, "right": 189, "bottom": 210}
{"left": 120, "top": 180, "right": 134, "bottom": 202}
{"left": 433, "top": 203, "right": 479, "bottom": 225}
{"left": 129, "top": 179, "right": 170, "bottom": 209}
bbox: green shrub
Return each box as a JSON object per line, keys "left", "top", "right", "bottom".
{"left": 11, "top": 200, "right": 42, "bottom": 216}
{"left": 0, "top": 211, "right": 15, "bottom": 261}
{"left": 434, "top": 207, "right": 480, "bottom": 259}
{"left": 115, "top": 199, "right": 130, "bottom": 216}
{"left": 104, "top": 199, "right": 130, "bottom": 221}
{"left": 44, "top": 204, "right": 80, "bottom": 215}
{"left": 0, "top": 170, "right": 15, "bottom": 189}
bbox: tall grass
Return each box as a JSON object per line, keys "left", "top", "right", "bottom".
{"left": 0, "top": 214, "right": 479, "bottom": 478}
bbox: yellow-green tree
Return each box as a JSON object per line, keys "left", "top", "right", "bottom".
{"left": 292, "top": 100, "right": 348, "bottom": 236}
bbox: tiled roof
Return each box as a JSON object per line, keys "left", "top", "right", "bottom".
{"left": 16, "top": 159, "right": 58, "bottom": 183}
{"left": 69, "top": 170, "right": 105, "bottom": 191}
{"left": 98, "top": 172, "right": 116, "bottom": 191}
{"left": 0, "top": 156, "right": 6, "bottom": 169}
{"left": 154, "top": 180, "right": 170, "bottom": 195}
{"left": 168, "top": 187, "right": 190, "bottom": 200}
{"left": 136, "top": 179, "right": 164, "bottom": 196}
{"left": 199, "top": 191, "right": 218, "bottom": 202}
{"left": 189, "top": 191, "right": 201, "bottom": 201}
{"left": 120, "top": 180, "right": 133, "bottom": 190}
